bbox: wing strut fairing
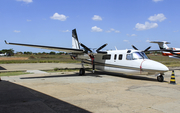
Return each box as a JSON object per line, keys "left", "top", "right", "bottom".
{"left": 5, "top": 40, "right": 84, "bottom": 54}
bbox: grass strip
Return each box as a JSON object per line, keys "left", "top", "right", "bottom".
{"left": 0, "top": 71, "right": 30, "bottom": 77}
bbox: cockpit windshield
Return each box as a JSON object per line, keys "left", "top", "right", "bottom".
{"left": 131, "top": 52, "right": 148, "bottom": 60}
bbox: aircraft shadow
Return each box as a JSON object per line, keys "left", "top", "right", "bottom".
{"left": 0, "top": 66, "right": 6, "bottom": 70}
{"left": 20, "top": 71, "right": 166, "bottom": 82}
{"left": 96, "top": 71, "right": 166, "bottom": 82}
{"left": 20, "top": 72, "right": 102, "bottom": 79}
{"left": 0, "top": 80, "right": 91, "bottom": 113}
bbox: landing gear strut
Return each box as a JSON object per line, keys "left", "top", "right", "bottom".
{"left": 79, "top": 61, "right": 85, "bottom": 75}
{"left": 157, "top": 74, "right": 164, "bottom": 82}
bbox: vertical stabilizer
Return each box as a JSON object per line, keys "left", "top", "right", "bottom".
{"left": 72, "top": 29, "right": 80, "bottom": 49}
{"left": 150, "top": 41, "right": 170, "bottom": 49}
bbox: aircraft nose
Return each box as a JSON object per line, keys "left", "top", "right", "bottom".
{"left": 141, "top": 60, "right": 169, "bottom": 72}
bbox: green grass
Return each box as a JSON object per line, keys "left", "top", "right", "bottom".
{"left": 0, "top": 54, "right": 80, "bottom": 64}
{"left": 147, "top": 54, "right": 180, "bottom": 67}
{"left": 0, "top": 71, "right": 30, "bottom": 77}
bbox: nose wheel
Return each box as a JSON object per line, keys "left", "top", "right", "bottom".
{"left": 157, "top": 74, "right": 164, "bottom": 82}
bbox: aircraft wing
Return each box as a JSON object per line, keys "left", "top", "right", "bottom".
{"left": 5, "top": 41, "right": 84, "bottom": 54}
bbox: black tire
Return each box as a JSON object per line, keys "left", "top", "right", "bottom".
{"left": 79, "top": 68, "right": 85, "bottom": 75}
{"left": 157, "top": 75, "right": 164, "bottom": 82}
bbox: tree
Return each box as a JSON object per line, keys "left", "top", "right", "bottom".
{"left": 50, "top": 51, "right": 56, "bottom": 55}
{"left": 0, "top": 49, "right": 14, "bottom": 56}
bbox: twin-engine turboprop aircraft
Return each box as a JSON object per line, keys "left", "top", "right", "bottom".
{"left": 150, "top": 41, "right": 180, "bottom": 59}
{"left": 5, "top": 29, "right": 169, "bottom": 82}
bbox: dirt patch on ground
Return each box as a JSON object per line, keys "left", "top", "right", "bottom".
{"left": 0, "top": 57, "right": 28, "bottom": 60}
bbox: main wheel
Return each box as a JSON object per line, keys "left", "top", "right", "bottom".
{"left": 79, "top": 68, "right": 85, "bottom": 75}
{"left": 157, "top": 75, "right": 164, "bottom": 82}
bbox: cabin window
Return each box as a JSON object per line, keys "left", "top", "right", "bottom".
{"left": 126, "top": 54, "right": 132, "bottom": 60}
{"left": 102, "top": 54, "right": 111, "bottom": 60}
{"left": 119, "top": 54, "right": 123, "bottom": 60}
{"left": 114, "top": 54, "right": 117, "bottom": 60}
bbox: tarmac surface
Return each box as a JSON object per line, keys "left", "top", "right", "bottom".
{"left": 1, "top": 63, "right": 180, "bottom": 113}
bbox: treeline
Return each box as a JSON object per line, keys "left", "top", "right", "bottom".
{"left": 16, "top": 51, "right": 67, "bottom": 55}
{"left": 0, "top": 49, "right": 14, "bottom": 56}
{"left": 0, "top": 49, "right": 67, "bottom": 56}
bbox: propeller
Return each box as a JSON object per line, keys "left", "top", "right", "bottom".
{"left": 132, "top": 45, "right": 138, "bottom": 50}
{"left": 79, "top": 43, "right": 108, "bottom": 73}
{"left": 132, "top": 45, "right": 151, "bottom": 52}
{"left": 144, "top": 46, "right": 151, "bottom": 52}
{"left": 96, "top": 43, "right": 108, "bottom": 52}
{"left": 79, "top": 43, "right": 92, "bottom": 53}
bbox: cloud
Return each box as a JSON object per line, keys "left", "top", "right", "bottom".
{"left": 135, "top": 21, "right": 158, "bottom": 31}
{"left": 27, "top": 19, "right": 31, "bottom": 22}
{"left": 61, "top": 30, "right": 70, "bottom": 32}
{"left": 127, "top": 34, "right": 137, "bottom": 37}
{"left": 146, "top": 40, "right": 151, "bottom": 42}
{"left": 106, "top": 28, "right": 120, "bottom": 33}
{"left": 152, "top": 0, "right": 163, "bottom": 2}
{"left": 91, "top": 26, "right": 103, "bottom": 32}
{"left": 148, "top": 13, "right": 166, "bottom": 22}
{"left": 92, "top": 15, "right": 102, "bottom": 21}
{"left": 173, "top": 30, "right": 179, "bottom": 32}
{"left": 123, "top": 40, "right": 130, "bottom": 43}
{"left": 14, "top": 30, "right": 21, "bottom": 33}
{"left": 16, "top": 0, "right": 33, "bottom": 3}
{"left": 131, "top": 34, "right": 137, "bottom": 36}
{"left": 50, "top": 13, "right": 68, "bottom": 21}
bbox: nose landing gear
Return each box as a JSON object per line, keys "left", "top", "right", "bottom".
{"left": 157, "top": 74, "right": 164, "bottom": 82}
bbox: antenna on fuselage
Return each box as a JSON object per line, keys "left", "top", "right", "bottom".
{"left": 115, "top": 46, "right": 117, "bottom": 50}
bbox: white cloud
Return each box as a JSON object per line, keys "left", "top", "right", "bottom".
{"left": 14, "top": 30, "right": 21, "bottom": 33}
{"left": 127, "top": 34, "right": 137, "bottom": 37}
{"left": 146, "top": 40, "right": 150, "bottom": 42}
{"left": 91, "top": 26, "right": 103, "bottom": 32}
{"left": 16, "top": 0, "right": 33, "bottom": 3}
{"left": 152, "top": 0, "right": 163, "bottom": 2}
{"left": 148, "top": 13, "right": 166, "bottom": 22}
{"left": 50, "top": 13, "right": 68, "bottom": 21}
{"left": 173, "top": 30, "right": 179, "bottom": 32}
{"left": 115, "top": 30, "right": 120, "bottom": 33}
{"left": 27, "top": 19, "right": 31, "bottom": 22}
{"left": 92, "top": 15, "right": 102, "bottom": 21}
{"left": 61, "top": 30, "right": 70, "bottom": 32}
{"left": 123, "top": 40, "right": 130, "bottom": 43}
{"left": 135, "top": 21, "right": 158, "bottom": 31}
{"left": 106, "top": 28, "right": 120, "bottom": 33}
{"left": 131, "top": 34, "right": 137, "bottom": 36}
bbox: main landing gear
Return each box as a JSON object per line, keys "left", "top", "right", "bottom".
{"left": 79, "top": 68, "right": 85, "bottom": 75}
{"left": 79, "top": 61, "right": 85, "bottom": 75}
{"left": 157, "top": 74, "right": 164, "bottom": 82}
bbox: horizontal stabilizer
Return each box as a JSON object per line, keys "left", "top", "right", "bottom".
{"left": 150, "top": 41, "right": 170, "bottom": 44}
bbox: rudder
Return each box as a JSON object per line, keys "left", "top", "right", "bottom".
{"left": 72, "top": 29, "right": 80, "bottom": 49}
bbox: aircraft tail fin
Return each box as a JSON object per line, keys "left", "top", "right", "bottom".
{"left": 72, "top": 29, "right": 80, "bottom": 49}
{"left": 150, "top": 41, "right": 170, "bottom": 49}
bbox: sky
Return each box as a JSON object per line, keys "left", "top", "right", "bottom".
{"left": 0, "top": 0, "right": 180, "bottom": 53}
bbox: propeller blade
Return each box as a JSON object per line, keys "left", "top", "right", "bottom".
{"left": 144, "top": 46, "right": 151, "bottom": 52}
{"left": 96, "top": 43, "right": 108, "bottom": 52}
{"left": 80, "top": 43, "right": 92, "bottom": 53}
{"left": 132, "top": 45, "right": 138, "bottom": 50}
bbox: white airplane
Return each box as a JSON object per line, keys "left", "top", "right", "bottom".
{"left": 5, "top": 29, "right": 169, "bottom": 82}
{"left": 150, "top": 41, "right": 180, "bottom": 59}
{"left": 0, "top": 53, "right": 7, "bottom": 56}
